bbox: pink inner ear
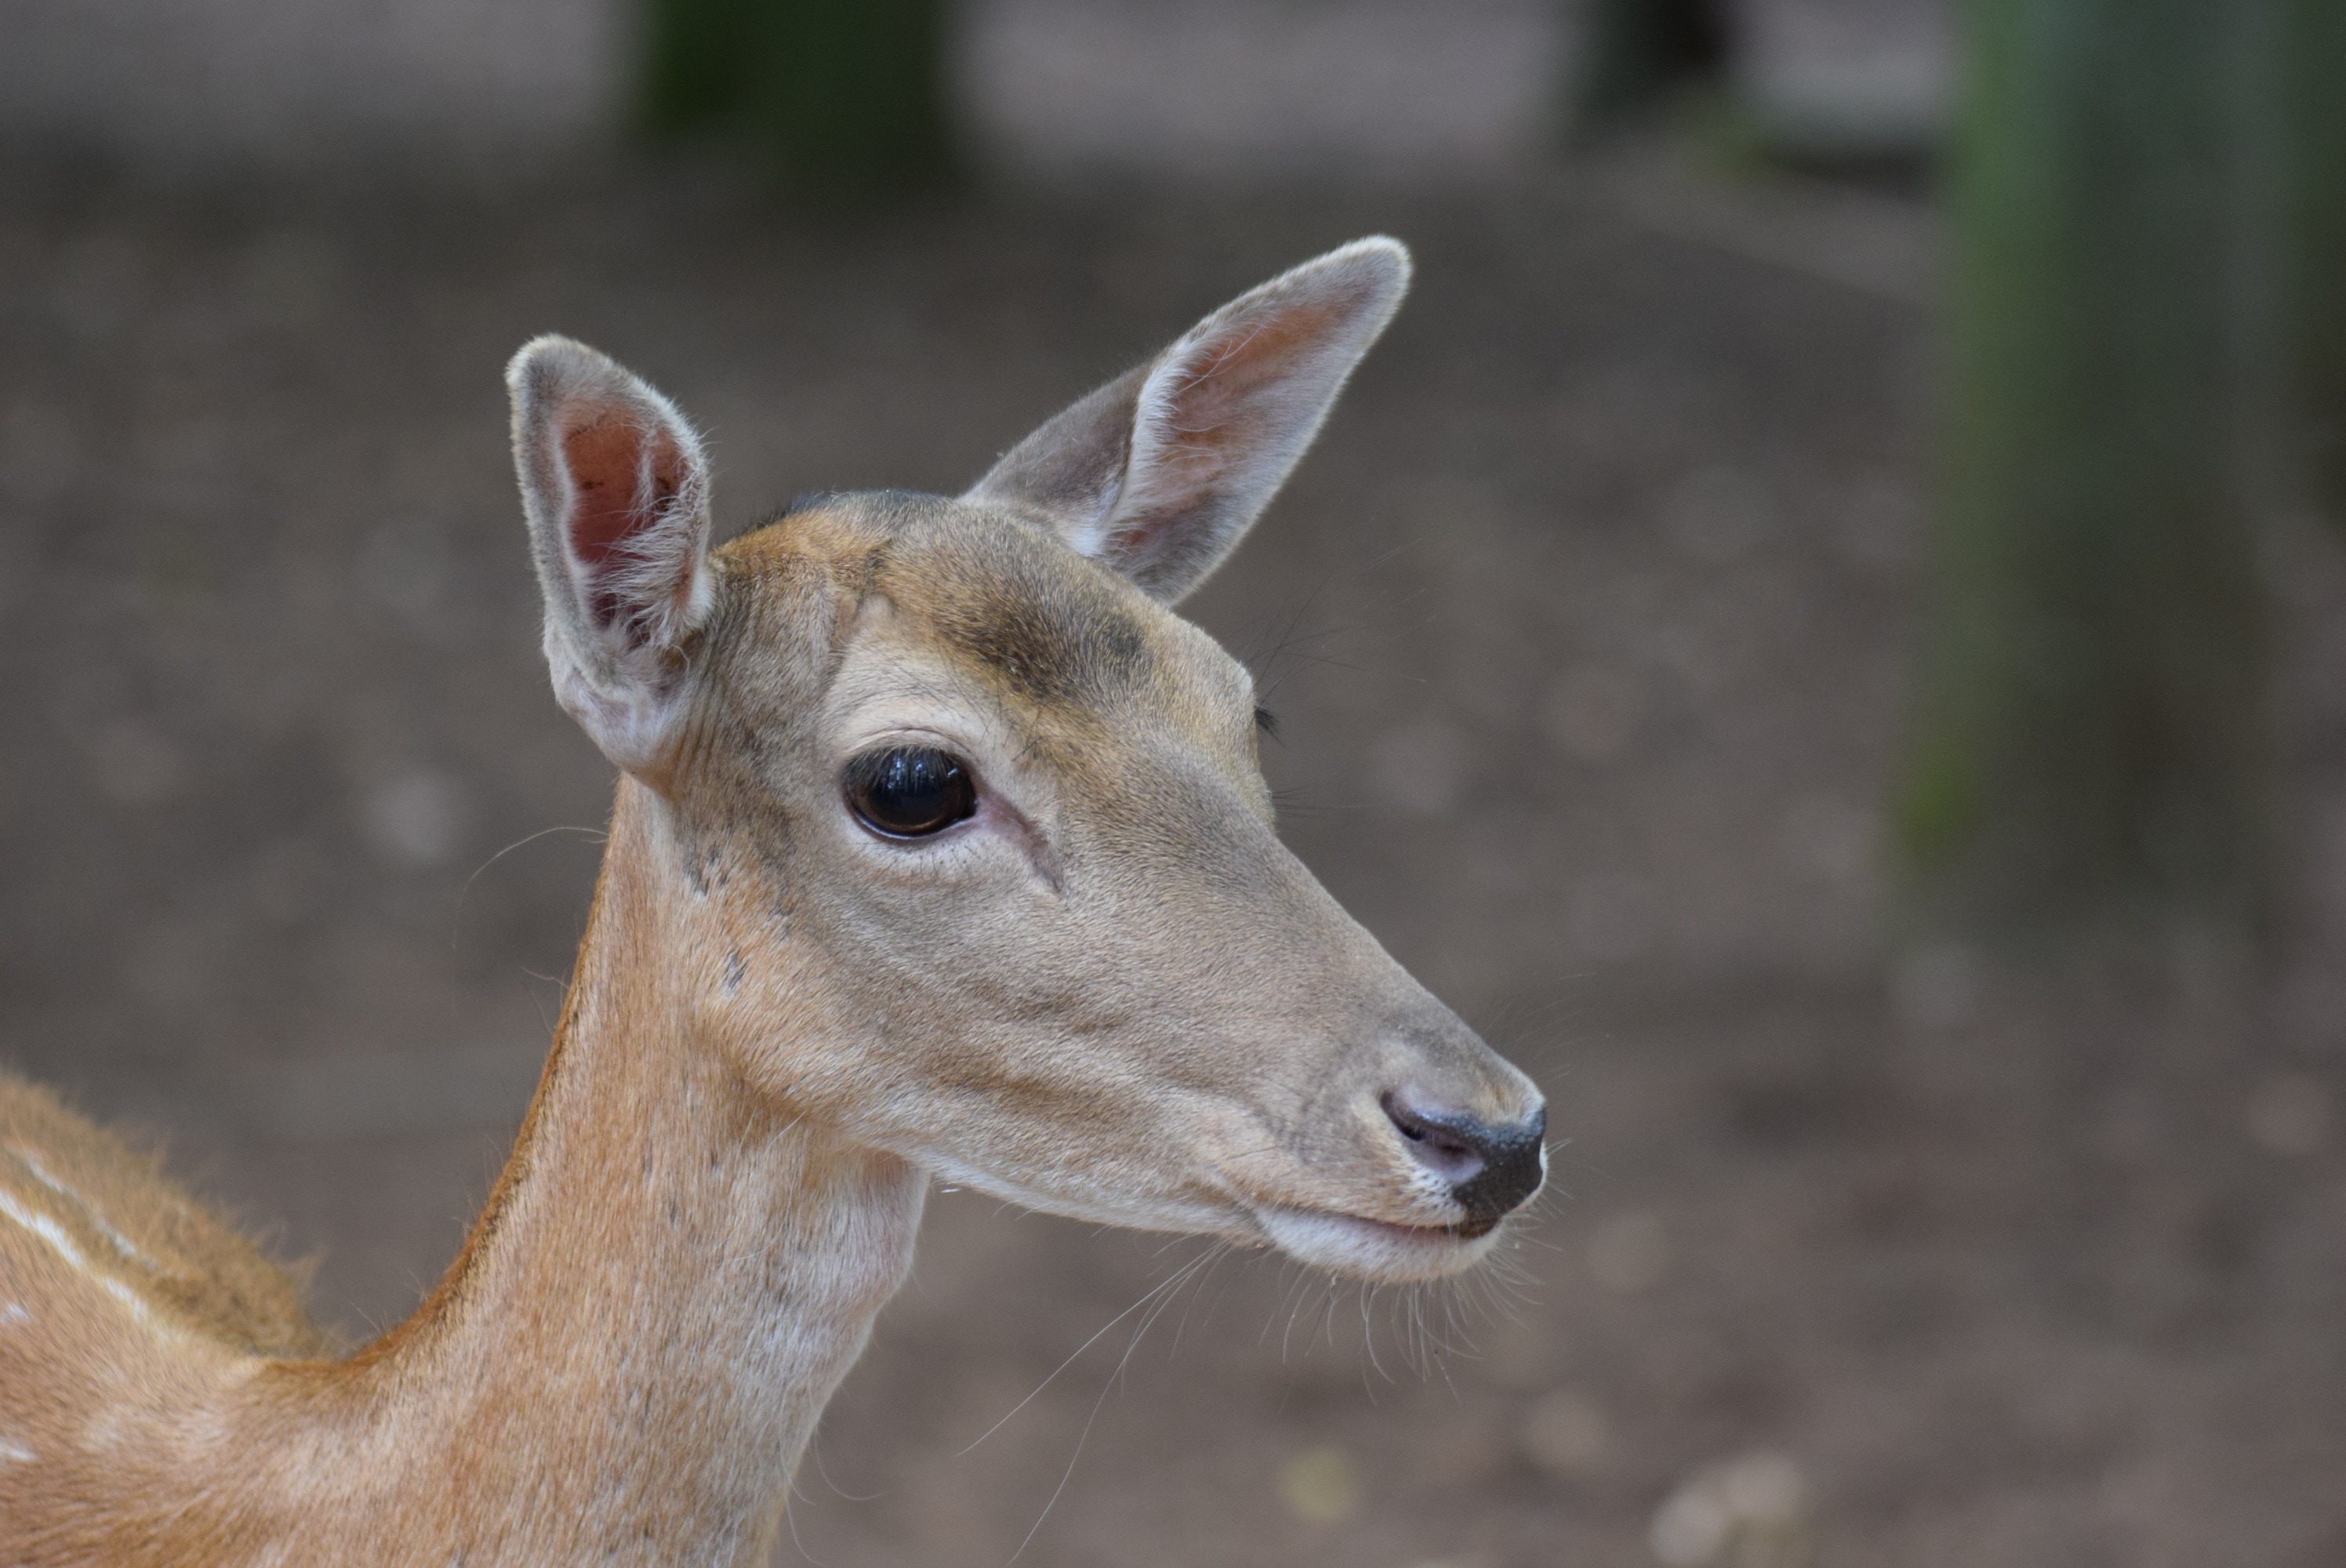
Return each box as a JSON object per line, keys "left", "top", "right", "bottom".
{"left": 1108, "top": 299, "right": 1341, "bottom": 560}
{"left": 561, "top": 410, "right": 688, "bottom": 641}
{"left": 562, "top": 412, "right": 682, "bottom": 564}
{"left": 1184, "top": 300, "right": 1338, "bottom": 426}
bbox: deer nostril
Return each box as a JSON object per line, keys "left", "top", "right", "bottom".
{"left": 1382, "top": 1093, "right": 1485, "bottom": 1185}
{"left": 1382, "top": 1092, "right": 1546, "bottom": 1230}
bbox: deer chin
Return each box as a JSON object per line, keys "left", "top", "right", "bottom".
{"left": 1249, "top": 1202, "right": 1502, "bottom": 1283}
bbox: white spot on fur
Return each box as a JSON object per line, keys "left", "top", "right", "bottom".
{"left": 0, "top": 1184, "right": 91, "bottom": 1272}
{"left": 0, "top": 1185, "right": 164, "bottom": 1334}
{"left": 0, "top": 1302, "right": 27, "bottom": 1327}
{"left": 9, "top": 1145, "right": 154, "bottom": 1265}
{"left": 0, "top": 1436, "right": 34, "bottom": 1464}
{"left": 100, "top": 1277, "right": 159, "bottom": 1325}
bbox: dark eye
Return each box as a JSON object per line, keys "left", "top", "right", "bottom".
{"left": 843, "top": 746, "right": 979, "bottom": 839}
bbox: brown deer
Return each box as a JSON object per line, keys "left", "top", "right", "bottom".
{"left": 0, "top": 238, "right": 1545, "bottom": 1563}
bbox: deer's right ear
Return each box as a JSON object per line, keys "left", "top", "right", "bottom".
{"left": 508, "top": 336, "right": 715, "bottom": 774}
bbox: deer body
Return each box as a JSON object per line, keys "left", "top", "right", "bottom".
{"left": 0, "top": 240, "right": 1546, "bottom": 1563}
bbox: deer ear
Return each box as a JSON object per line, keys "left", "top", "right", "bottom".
{"left": 508, "top": 336, "right": 715, "bottom": 772}
{"left": 966, "top": 237, "right": 1411, "bottom": 604}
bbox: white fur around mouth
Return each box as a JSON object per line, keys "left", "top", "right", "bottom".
{"left": 1250, "top": 1203, "right": 1498, "bottom": 1283}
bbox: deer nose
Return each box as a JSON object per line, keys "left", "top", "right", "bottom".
{"left": 1382, "top": 1092, "right": 1547, "bottom": 1228}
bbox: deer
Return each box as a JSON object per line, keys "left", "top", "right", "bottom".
{"left": 0, "top": 237, "right": 1546, "bottom": 1564}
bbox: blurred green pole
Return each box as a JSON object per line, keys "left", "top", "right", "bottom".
{"left": 2282, "top": 0, "right": 2346, "bottom": 520}
{"left": 1897, "top": 0, "right": 2267, "bottom": 942}
{"left": 640, "top": 0, "right": 953, "bottom": 191}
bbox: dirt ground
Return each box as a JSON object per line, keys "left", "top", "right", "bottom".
{"left": 2, "top": 147, "right": 2344, "bottom": 1566}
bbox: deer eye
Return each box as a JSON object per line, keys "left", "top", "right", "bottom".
{"left": 843, "top": 746, "right": 979, "bottom": 839}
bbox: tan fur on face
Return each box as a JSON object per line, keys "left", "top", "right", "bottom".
{"left": 674, "top": 492, "right": 1539, "bottom": 1244}
{"left": 0, "top": 238, "right": 1542, "bottom": 1562}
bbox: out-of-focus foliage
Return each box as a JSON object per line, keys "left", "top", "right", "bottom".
{"left": 640, "top": 0, "right": 953, "bottom": 190}
{"left": 1898, "top": 0, "right": 2346, "bottom": 943}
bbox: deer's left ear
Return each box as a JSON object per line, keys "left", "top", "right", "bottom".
{"left": 967, "top": 236, "right": 1411, "bottom": 604}
{"left": 508, "top": 336, "right": 715, "bottom": 773}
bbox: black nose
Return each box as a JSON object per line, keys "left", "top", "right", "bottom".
{"left": 1382, "top": 1094, "right": 1546, "bottom": 1232}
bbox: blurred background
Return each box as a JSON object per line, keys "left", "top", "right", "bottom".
{"left": 2, "top": 1, "right": 2344, "bottom": 1563}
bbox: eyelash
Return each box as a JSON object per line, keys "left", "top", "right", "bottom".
{"left": 1254, "top": 706, "right": 1279, "bottom": 738}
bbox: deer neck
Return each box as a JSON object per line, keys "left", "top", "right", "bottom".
{"left": 334, "top": 776, "right": 925, "bottom": 1562}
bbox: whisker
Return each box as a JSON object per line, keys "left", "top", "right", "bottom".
{"left": 961, "top": 1243, "right": 1213, "bottom": 1457}
{"left": 1004, "top": 1247, "right": 1217, "bottom": 1564}
{"left": 806, "top": 1437, "right": 882, "bottom": 1504}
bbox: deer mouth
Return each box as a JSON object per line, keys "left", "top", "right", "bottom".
{"left": 1247, "top": 1201, "right": 1503, "bottom": 1282}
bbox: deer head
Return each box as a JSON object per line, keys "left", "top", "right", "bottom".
{"left": 508, "top": 238, "right": 1545, "bottom": 1285}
